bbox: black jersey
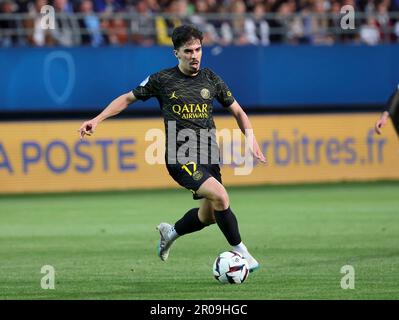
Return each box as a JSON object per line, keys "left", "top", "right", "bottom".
{"left": 132, "top": 66, "right": 235, "bottom": 165}
{"left": 386, "top": 86, "right": 399, "bottom": 135}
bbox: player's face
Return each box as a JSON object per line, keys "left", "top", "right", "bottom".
{"left": 175, "top": 39, "right": 202, "bottom": 75}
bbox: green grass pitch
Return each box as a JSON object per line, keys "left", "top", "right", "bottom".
{"left": 1, "top": 181, "right": 398, "bottom": 300}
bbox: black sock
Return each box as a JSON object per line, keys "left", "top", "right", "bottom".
{"left": 174, "top": 208, "right": 207, "bottom": 236}
{"left": 214, "top": 207, "right": 242, "bottom": 246}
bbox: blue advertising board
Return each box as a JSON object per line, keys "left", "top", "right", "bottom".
{"left": 0, "top": 44, "right": 398, "bottom": 111}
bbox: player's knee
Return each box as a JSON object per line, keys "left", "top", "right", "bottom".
{"left": 213, "top": 191, "right": 229, "bottom": 211}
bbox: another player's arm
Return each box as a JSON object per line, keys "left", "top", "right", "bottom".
{"left": 375, "top": 110, "right": 390, "bottom": 135}
{"left": 375, "top": 85, "right": 399, "bottom": 135}
{"left": 78, "top": 92, "right": 137, "bottom": 139}
{"left": 227, "top": 100, "right": 267, "bottom": 164}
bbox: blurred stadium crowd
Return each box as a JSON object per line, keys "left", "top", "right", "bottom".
{"left": 1, "top": 0, "right": 399, "bottom": 46}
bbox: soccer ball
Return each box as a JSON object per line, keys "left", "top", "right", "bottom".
{"left": 213, "top": 251, "right": 249, "bottom": 284}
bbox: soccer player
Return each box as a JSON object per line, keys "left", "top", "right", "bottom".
{"left": 78, "top": 25, "right": 266, "bottom": 272}
{"left": 375, "top": 85, "right": 399, "bottom": 136}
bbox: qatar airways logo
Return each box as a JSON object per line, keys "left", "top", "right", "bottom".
{"left": 172, "top": 104, "right": 209, "bottom": 119}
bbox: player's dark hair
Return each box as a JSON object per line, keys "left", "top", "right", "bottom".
{"left": 172, "top": 25, "right": 203, "bottom": 50}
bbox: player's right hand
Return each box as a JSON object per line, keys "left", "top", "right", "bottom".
{"left": 374, "top": 111, "right": 389, "bottom": 135}
{"left": 78, "top": 120, "right": 98, "bottom": 139}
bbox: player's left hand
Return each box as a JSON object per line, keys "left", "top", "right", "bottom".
{"left": 252, "top": 139, "right": 267, "bottom": 164}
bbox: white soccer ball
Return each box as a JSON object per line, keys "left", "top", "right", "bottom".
{"left": 213, "top": 251, "right": 249, "bottom": 284}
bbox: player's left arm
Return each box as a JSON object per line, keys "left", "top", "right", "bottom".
{"left": 227, "top": 100, "right": 267, "bottom": 164}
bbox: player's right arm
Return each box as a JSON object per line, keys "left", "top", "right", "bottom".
{"left": 78, "top": 92, "right": 137, "bottom": 139}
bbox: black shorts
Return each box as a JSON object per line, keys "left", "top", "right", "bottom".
{"left": 166, "top": 162, "right": 222, "bottom": 200}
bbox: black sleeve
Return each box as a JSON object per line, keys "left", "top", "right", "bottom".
{"left": 210, "top": 71, "right": 235, "bottom": 108}
{"left": 132, "top": 73, "right": 161, "bottom": 101}
{"left": 388, "top": 86, "right": 399, "bottom": 136}
{"left": 387, "top": 85, "right": 399, "bottom": 116}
